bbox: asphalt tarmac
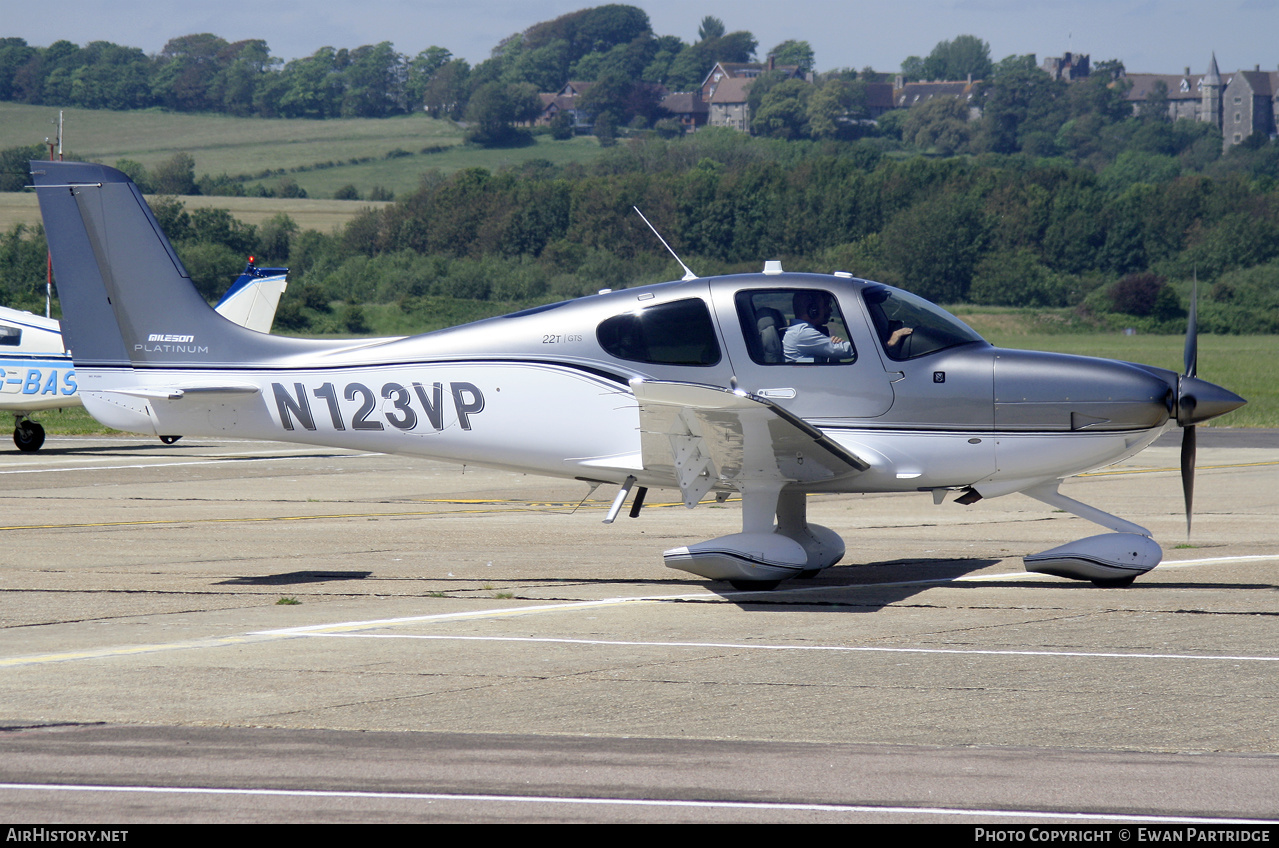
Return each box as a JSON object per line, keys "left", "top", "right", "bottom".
{"left": 0, "top": 431, "right": 1275, "bottom": 823}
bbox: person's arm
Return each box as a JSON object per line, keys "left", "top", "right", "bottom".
{"left": 787, "top": 324, "right": 852, "bottom": 361}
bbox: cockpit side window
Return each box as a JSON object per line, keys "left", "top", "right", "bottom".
{"left": 596, "top": 297, "right": 721, "bottom": 366}
{"left": 862, "top": 285, "right": 984, "bottom": 361}
{"left": 735, "top": 289, "right": 856, "bottom": 365}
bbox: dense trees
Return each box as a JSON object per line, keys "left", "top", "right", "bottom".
{"left": 0, "top": 33, "right": 413, "bottom": 119}
{"left": 190, "top": 134, "right": 1275, "bottom": 334}
{"left": 5, "top": 12, "right": 1231, "bottom": 167}
{"left": 0, "top": 7, "right": 765, "bottom": 141}
{"left": 3, "top": 12, "right": 1278, "bottom": 337}
{"left": 902, "top": 35, "right": 992, "bottom": 83}
{"left": 3, "top": 127, "right": 1278, "bottom": 334}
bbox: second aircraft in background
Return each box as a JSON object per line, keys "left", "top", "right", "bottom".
{"left": 0, "top": 261, "right": 288, "bottom": 451}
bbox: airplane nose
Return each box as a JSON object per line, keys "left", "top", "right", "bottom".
{"left": 994, "top": 350, "right": 1173, "bottom": 431}
{"left": 1175, "top": 375, "right": 1246, "bottom": 426}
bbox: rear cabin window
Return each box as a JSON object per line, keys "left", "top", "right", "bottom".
{"left": 735, "top": 289, "right": 856, "bottom": 365}
{"left": 0, "top": 326, "right": 20, "bottom": 346}
{"left": 596, "top": 298, "right": 721, "bottom": 366}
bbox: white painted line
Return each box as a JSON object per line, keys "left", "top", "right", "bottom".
{"left": 253, "top": 596, "right": 693, "bottom": 635}
{"left": 306, "top": 633, "right": 1279, "bottom": 664}
{"left": 0, "top": 783, "right": 1272, "bottom": 824}
{"left": 4, "top": 554, "right": 1271, "bottom": 669}
{"left": 1157, "top": 555, "right": 1279, "bottom": 566}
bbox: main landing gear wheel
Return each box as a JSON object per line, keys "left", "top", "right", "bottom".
{"left": 159, "top": 435, "right": 182, "bottom": 445}
{"left": 14, "top": 420, "right": 45, "bottom": 452}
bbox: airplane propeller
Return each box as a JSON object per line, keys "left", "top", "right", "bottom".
{"left": 1168, "top": 280, "right": 1245, "bottom": 537}
{"left": 1177, "top": 281, "right": 1199, "bottom": 536}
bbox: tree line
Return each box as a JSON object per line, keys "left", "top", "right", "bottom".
{"left": 0, "top": 6, "right": 783, "bottom": 128}
{"left": 3, "top": 128, "right": 1277, "bottom": 334}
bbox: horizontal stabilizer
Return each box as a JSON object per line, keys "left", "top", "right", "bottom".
{"left": 108, "top": 383, "right": 263, "bottom": 401}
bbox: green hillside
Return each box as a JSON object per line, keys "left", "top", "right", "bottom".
{"left": 0, "top": 102, "right": 606, "bottom": 199}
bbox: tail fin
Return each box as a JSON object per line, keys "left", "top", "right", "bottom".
{"left": 31, "top": 160, "right": 318, "bottom": 368}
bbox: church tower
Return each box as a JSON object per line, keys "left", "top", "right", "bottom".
{"left": 1201, "top": 52, "right": 1222, "bottom": 128}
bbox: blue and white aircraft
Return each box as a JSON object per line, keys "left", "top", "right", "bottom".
{"left": 1, "top": 261, "right": 287, "bottom": 451}
{"left": 31, "top": 160, "right": 1246, "bottom": 589}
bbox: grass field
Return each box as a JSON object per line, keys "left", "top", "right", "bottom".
{"left": 2, "top": 102, "right": 463, "bottom": 173}
{"left": 1, "top": 102, "right": 607, "bottom": 199}
{"left": 0, "top": 190, "right": 387, "bottom": 233}
{"left": 254, "top": 135, "right": 606, "bottom": 199}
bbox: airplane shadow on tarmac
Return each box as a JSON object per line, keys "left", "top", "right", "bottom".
{"left": 218, "top": 571, "right": 374, "bottom": 586}
{"left": 706, "top": 557, "right": 1003, "bottom": 611}
{"left": 713, "top": 558, "right": 1279, "bottom": 610}
{"left": 206, "top": 558, "right": 1273, "bottom": 613}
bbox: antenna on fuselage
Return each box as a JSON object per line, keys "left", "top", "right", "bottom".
{"left": 633, "top": 206, "right": 697, "bottom": 281}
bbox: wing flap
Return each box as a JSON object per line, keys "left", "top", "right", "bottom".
{"left": 631, "top": 379, "right": 868, "bottom": 507}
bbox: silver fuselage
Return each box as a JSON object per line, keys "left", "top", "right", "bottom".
{"left": 72, "top": 272, "right": 1187, "bottom": 498}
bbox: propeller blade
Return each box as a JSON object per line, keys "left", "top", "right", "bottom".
{"left": 1184, "top": 277, "right": 1198, "bottom": 379}
{"left": 1181, "top": 424, "right": 1196, "bottom": 538}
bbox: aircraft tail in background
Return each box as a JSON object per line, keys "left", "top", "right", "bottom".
{"left": 214, "top": 262, "right": 289, "bottom": 335}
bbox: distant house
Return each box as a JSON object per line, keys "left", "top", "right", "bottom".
{"left": 536, "top": 81, "right": 595, "bottom": 130}
{"left": 659, "top": 92, "right": 708, "bottom": 131}
{"left": 862, "top": 82, "right": 895, "bottom": 119}
{"left": 700, "top": 60, "right": 800, "bottom": 100}
{"left": 700, "top": 58, "right": 806, "bottom": 132}
{"left": 892, "top": 78, "right": 983, "bottom": 119}
{"left": 706, "top": 76, "right": 756, "bottom": 131}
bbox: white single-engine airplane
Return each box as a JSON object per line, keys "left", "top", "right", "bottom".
{"left": 32, "top": 160, "right": 1245, "bottom": 588}
{"left": 1, "top": 260, "right": 287, "bottom": 451}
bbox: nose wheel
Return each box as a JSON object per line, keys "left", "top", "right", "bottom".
{"left": 14, "top": 419, "right": 45, "bottom": 452}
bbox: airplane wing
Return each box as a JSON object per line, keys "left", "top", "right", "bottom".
{"left": 630, "top": 378, "right": 870, "bottom": 507}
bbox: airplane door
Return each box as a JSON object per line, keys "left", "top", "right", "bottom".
{"left": 856, "top": 283, "right": 995, "bottom": 431}
{"left": 711, "top": 284, "right": 896, "bottom": 421}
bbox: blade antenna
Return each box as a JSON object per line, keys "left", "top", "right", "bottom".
{"left": 633, "top": 206, "right": 697, "bottom": 281}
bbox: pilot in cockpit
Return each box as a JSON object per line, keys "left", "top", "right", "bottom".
{"left": 783, "top": 291, "right": 854, "bottom": 363}
{"left": 863, "top": 288, "right": 915, "bottom": 358}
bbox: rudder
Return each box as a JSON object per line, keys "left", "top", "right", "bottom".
{"left": 32, "top": 160, "right": 316, "bottom": 369}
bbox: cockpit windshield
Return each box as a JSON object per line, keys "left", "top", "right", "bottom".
{"left": 862, "top": 285, "right": 985, "bottom": 361}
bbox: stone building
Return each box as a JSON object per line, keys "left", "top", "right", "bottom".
{"left": 700, "top": 59, "right": 806, "bottom": 131}
{"left": 1221, "top": 65, "right": 1279, "bottom": 152}
{"left": 1042, "top": 52, "right": 1090, "bottom": 81}
{"left": 1123, "top": 66, "right": 1213, "bottom": 122}
{"left": 1123, "top": 53, "right": 1279, "bottom": 152}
